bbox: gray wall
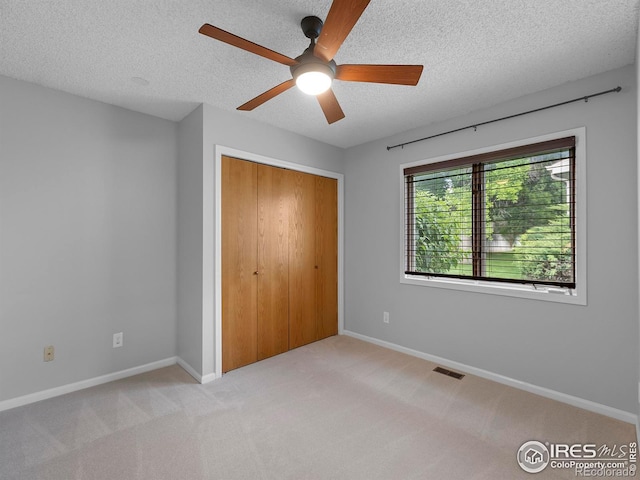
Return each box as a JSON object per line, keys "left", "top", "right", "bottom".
{"left": 202, "top": 103, "right": 345, "bottom": 175}
{"left": 176, "top": 103, "right": 344, "bottom": 378}
{"left": 176, "top": 105, "right": 204, "bottom": 374}
{"left": 0, "top": 75, "right": 178, "bottom": 402}
{"left": 344, "top": 65, "right": 638, "bottom": 413}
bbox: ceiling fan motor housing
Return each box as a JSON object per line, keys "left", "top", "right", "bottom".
{"left": 290, "top": 46, "right": 337, "bottom": 81}
{"left": 301, "top": 16, "right": 323, "bottom": 39}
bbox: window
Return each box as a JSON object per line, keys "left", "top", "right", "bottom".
{"left": 403, "top": 135, "right": 579, "bottom": 296}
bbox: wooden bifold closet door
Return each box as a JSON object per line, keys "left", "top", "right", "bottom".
{"left": 288, "top": 171, "right": 338, "bottom": 349}
{"left": 221, "top": 156, "right": 337, "bottom": 373}
{"left": 314, "top": 174, "right": 338, "bottom": 340}
{"left": 288, "top": 170, "right": 317, "bottom": 349}
{"left": 256, "top": 163, "right": 291, "bottom": 361}
{"left": 221, "top": 156, "right": 258, "bottom": 372}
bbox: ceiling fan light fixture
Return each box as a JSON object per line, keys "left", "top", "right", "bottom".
{"left": 296, "top": 70, "right": 332, "bottom": 95}
{"left": 292, "top": 62, "right": 334, "bottom": 95}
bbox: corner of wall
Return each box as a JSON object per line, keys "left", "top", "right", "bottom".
{"left": 176, "top": 105, "right": 206, "bottom": 376}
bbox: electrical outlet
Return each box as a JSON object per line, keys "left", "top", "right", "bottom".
{"left": 383, "top": 311, "right": 390, "bottom": 324}
{"left": 113, "top": 332, "right": 123, "bottom": 348}
{"left": 44, "top": 345, "right": 55, "bottom": 362}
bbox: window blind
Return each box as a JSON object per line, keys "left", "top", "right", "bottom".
{"left": 404, "top": 137, "right": 576, "bottom": 288}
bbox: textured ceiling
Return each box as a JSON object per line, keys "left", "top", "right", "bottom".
{"left": 0, "top": 0, "right": 638, "bottom": 148}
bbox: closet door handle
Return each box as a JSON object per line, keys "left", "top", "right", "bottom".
{"left": 253, "top": 271, "right": 259, "bottom": 275}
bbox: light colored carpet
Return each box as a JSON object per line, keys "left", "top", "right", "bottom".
{"left": 0, "top": 335, "right": 635, "bottom": 479}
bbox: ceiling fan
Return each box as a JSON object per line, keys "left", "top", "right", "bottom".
{"left": 199, "top": 0, "right": 423, "bottom": 124}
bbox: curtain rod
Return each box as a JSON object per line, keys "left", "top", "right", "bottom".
{"left": 386, "top": 86, "right": 622, "bottom": 151}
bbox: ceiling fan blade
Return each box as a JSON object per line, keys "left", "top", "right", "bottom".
{"left": 317, "top": 89, "right": 345, "bottom": 124}
{"left": 336, "top": 64, "right": 424, "bottom": 86}
{"left": 237, "top": 79, "right": 296, "bottom": 111}
{"left": 199, "top": 24, "right": 298, "bottom": 67}
{"left": 314, "top": 0, "right": 371, "bottom": 62}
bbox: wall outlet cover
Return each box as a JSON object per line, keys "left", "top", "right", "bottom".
{"left": 44, "top": 345, "right": 55, "bottom": 362}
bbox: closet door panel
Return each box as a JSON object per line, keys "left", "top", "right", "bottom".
{"left": 257, "top": 165, "right": 291, "bottom": 360}
{"left": 289, "top": 171, "right": 318, "bottom": 349}
{"left": 315, "top": 175, "right": 338, "bottom": 339}
{"left": 221, "top": 156, "right": 258, "bottom": 373}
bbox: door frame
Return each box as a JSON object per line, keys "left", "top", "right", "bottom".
{"left": 211, "top": 145, "right": 345, "bottom": 380}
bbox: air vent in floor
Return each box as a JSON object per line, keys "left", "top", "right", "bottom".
{"left": 433, "top": 366, "right": 465, "bottom": 380}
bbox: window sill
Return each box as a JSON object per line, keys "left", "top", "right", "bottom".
{"left": 401, "top": 274, "right": 586, "bottom": 305}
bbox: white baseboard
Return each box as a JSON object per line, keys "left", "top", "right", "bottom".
{"left": 342, "top": 330, "right": 637, "bottom": 425}
{"left": 176, "top": 357, "right": 218, "bottom": 384}
{"left": 176, "top": 357, "right": 200, "bottom": 381}
{"left": 200, "top": 373, "right": 218, "bottom": 384}
{"left": 0, "top": 357, "right": 177, "bottom": 413}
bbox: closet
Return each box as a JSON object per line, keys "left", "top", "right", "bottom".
{"left": 221, "top": 155, "right": 338, "bottom": 373}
